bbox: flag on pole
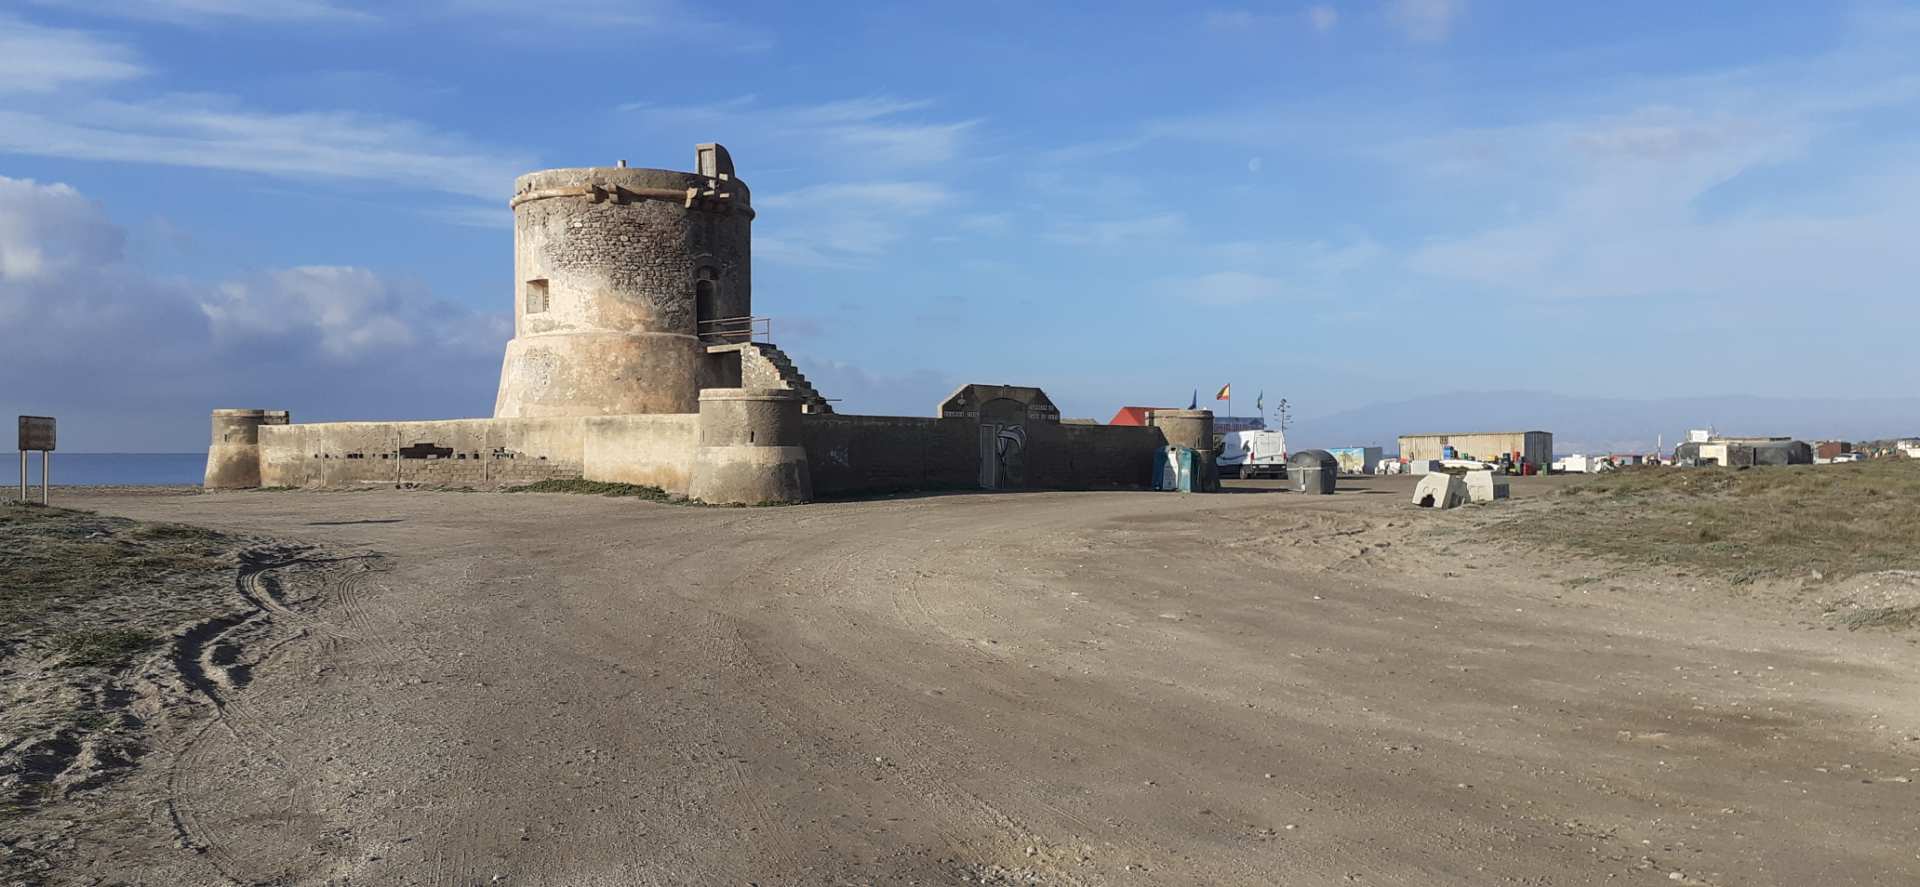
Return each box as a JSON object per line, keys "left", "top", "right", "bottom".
{"left": 1215, "top": 384, "right": 1231, "bottom": 401}
{"left": 1256, "top": 391, "right": 1264, "bottom": 413}
{"left": 1188, "top": 389, "right": 1198, "bottom": 410}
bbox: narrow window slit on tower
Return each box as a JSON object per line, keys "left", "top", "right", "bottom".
{"left": 525, "top": 279, "right": 549, "bottom": 314}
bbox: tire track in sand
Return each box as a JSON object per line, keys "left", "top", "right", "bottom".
{"left": 163, "top": 546, "right": 388, "bottom": 884}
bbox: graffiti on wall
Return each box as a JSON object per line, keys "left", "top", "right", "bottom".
{"left": 979, "top": 422, "right": 1029, "bottom": 489}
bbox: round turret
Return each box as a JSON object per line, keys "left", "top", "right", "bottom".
{"left": 1153, "top": 409, "right": 1219, "bottom": 492}
{"left": 204, "top": 408, "right": 289, "bottom": 489}
{"left": 493, "top": 144, "right": 753, "bottom": 418}
{"left": 687, "top": 388, "right": 812, "bottom": 505}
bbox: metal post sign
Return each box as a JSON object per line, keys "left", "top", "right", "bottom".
{"left": 18, "top": 415, "right": 53, "bottom": 505}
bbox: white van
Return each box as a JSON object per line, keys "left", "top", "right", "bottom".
{"left": 1219, "top": 430, "right": 1289, "bottom": 479}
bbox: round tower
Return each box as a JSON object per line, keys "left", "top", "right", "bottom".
{"left": 1153, "top": 409, "right": 1219, "bottom": 492}
{"left": 204, "top": 408, "right": 289, "bottom": 489}
{"left": 688, "top": 388, "right": 812, "bottom": 505}
{"left": 494, "top": 144, "right": 753, "bottom": 418}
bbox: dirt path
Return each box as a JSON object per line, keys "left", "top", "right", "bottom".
{"left": 51, "top": 480, "right": 1920, "bottom": 886}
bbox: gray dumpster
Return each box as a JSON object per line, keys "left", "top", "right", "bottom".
{"left": 1288, "top": 449, "right": 1338, "bottom": 494}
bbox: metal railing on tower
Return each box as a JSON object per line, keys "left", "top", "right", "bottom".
{"left": 696, "top": 315, "right": 771, "bottom": 345}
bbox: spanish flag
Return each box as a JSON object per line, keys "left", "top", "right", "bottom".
{"left": 1215, "top": 383, "right": 1231, "bottom": 401}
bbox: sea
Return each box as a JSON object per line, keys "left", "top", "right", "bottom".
{"left": 5, "top": 453, "right": 207, "bottom": 487}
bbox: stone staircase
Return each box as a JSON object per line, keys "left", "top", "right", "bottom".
{"left": 707, "top": 342, "right": 834, "bottom": 414}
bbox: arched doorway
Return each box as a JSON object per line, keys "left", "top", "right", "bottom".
{"left": 694, "top": 266, "right": 719, "bottom": 339}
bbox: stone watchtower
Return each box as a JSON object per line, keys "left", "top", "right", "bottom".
{"left": 494, "top": 144, "right": 753, "bottom": 418}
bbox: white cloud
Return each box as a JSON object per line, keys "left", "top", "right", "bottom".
{"left": 0, "top": 95, "right": 530, "bottom": 200}
{"left": 1386, "top": 0, "right": 1463, "bottom": 43}
{"left": 0, "top": 13, "right": 522, "bottom": 209}
{"left": 1203, "top": 10, "right": 1280, "bottom": 30}
{"left": 788, "top": 357, "right": 957, "bottom": 418}
{"left": 773, "top": 96, "right": 935, "bottom": 126}
{"left": 0, "top": 16, "right": 146, "bottom": 93}
{"left": 28, "top": 0, "right": 761, "bottom": 39}
{"left": 1204, "top": 7, "right": 1336, "bottom": 33}
{"left": 618, "top": 95, "right": 983, "bottom": 265}
{"left": 27, "top": 0, "right": 371, "bottom": 23}
{"left": 425, "top": 204, "right": 515, "bottom": 230}
{"left": 621, "top": 95, "right": 979, "bottom": 172}
{"left": 1159, "top": 237, "right": 1386, "bottom": 306}
{"left": 1166, "top": 270, "right": 1295, "bottom": 306}
{"left": 204, "top": 267, "right": 417, "bottom": 359}
{"left": 427, "top": 0, "right": 772, "bottom": 48}
{"left": 0, "top": 176, "right": 508, "bottom": 449}
{"left": 759, "top": 182, "right": 951, "bottom": 213}
{"left": 1047, "top": 212, "right": 1187, "bottom": 248}
{"left": 1394, "top": 63, "right": 1920, "bottom": 308}
{"left": 0, "top": 177, "right": 121, "bottom": 281}
{"left": 954, "top": 212, "right": 1013, "bottom": 235}
{"left": 1307, "top": 4, "right": 1338, "bottom": 34}
{"left": 756, "top": 181, "right": 954, "bottom": 267}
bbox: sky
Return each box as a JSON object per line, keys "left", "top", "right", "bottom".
{"left": 3, "top": 1, "right": 1919, "bottom": 451}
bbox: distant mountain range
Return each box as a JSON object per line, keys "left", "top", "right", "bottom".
{"left": 1294, "top": 392, "right": 1920, "bottom": 456}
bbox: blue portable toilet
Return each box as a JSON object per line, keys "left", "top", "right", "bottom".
{"left": 1154, "top": 446, "right": 1199, "bottom": 492}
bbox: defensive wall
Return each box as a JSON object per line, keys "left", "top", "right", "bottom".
{"left": 220, "top": 404, "right": 1180, "bottom": 502}
{"left": 246, "top": 414, "right": 696, "bottom": 492}
{"left": 204, "top": 144, "right": 1204, "bottom": 504}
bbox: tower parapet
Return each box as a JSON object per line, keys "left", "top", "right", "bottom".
{"left": 494, "top": 145, "right": 753, "bottom": 418}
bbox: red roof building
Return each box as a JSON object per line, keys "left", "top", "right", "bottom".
{"left": 1109, "top": 406, "right": 1179, "bottom": 426}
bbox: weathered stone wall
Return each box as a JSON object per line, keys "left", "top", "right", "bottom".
{"left": 802, "top": 415, "right": 980, "bottom": 496}
{"left": 259, "top": 418, "right": 590, "bottom": 488}
{"left": 254, "top": 414, "right": 703, "bottom": 491}
{"left": 739, "top": 349, "right": 784, "bottom": 389}
{"left": 581, "top": 414, "right": 698, "bottom": 494}
{"left": 801, "top": 415, "right": 1168, "bottom": 497}
{"left": 1024, "top": 422, "right": 1167, "bottom": 489}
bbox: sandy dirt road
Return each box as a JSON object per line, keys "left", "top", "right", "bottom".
{"left": 53, "top": 480, "right": 1920, "bottom": 886}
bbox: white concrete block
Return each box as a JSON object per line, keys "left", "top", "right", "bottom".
{"left": 1464, "top": 469, "right": 1509, "bottom": 503}
{"left": 1412, "top": 473, "right": 1468, "bottom": 509}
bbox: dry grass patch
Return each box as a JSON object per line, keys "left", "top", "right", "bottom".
{"left": 1504, "top": 460, "right": 1920, "bottom": 586}
{"left": 503, "top": 479, "right": 675, "bottom": 500}
{"left": 0, "top": 504, "right": 253, "bottom": 849}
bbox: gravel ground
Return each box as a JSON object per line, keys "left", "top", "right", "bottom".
{"left": 6, "top": 478, "right": 1917, "bottom": 886}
